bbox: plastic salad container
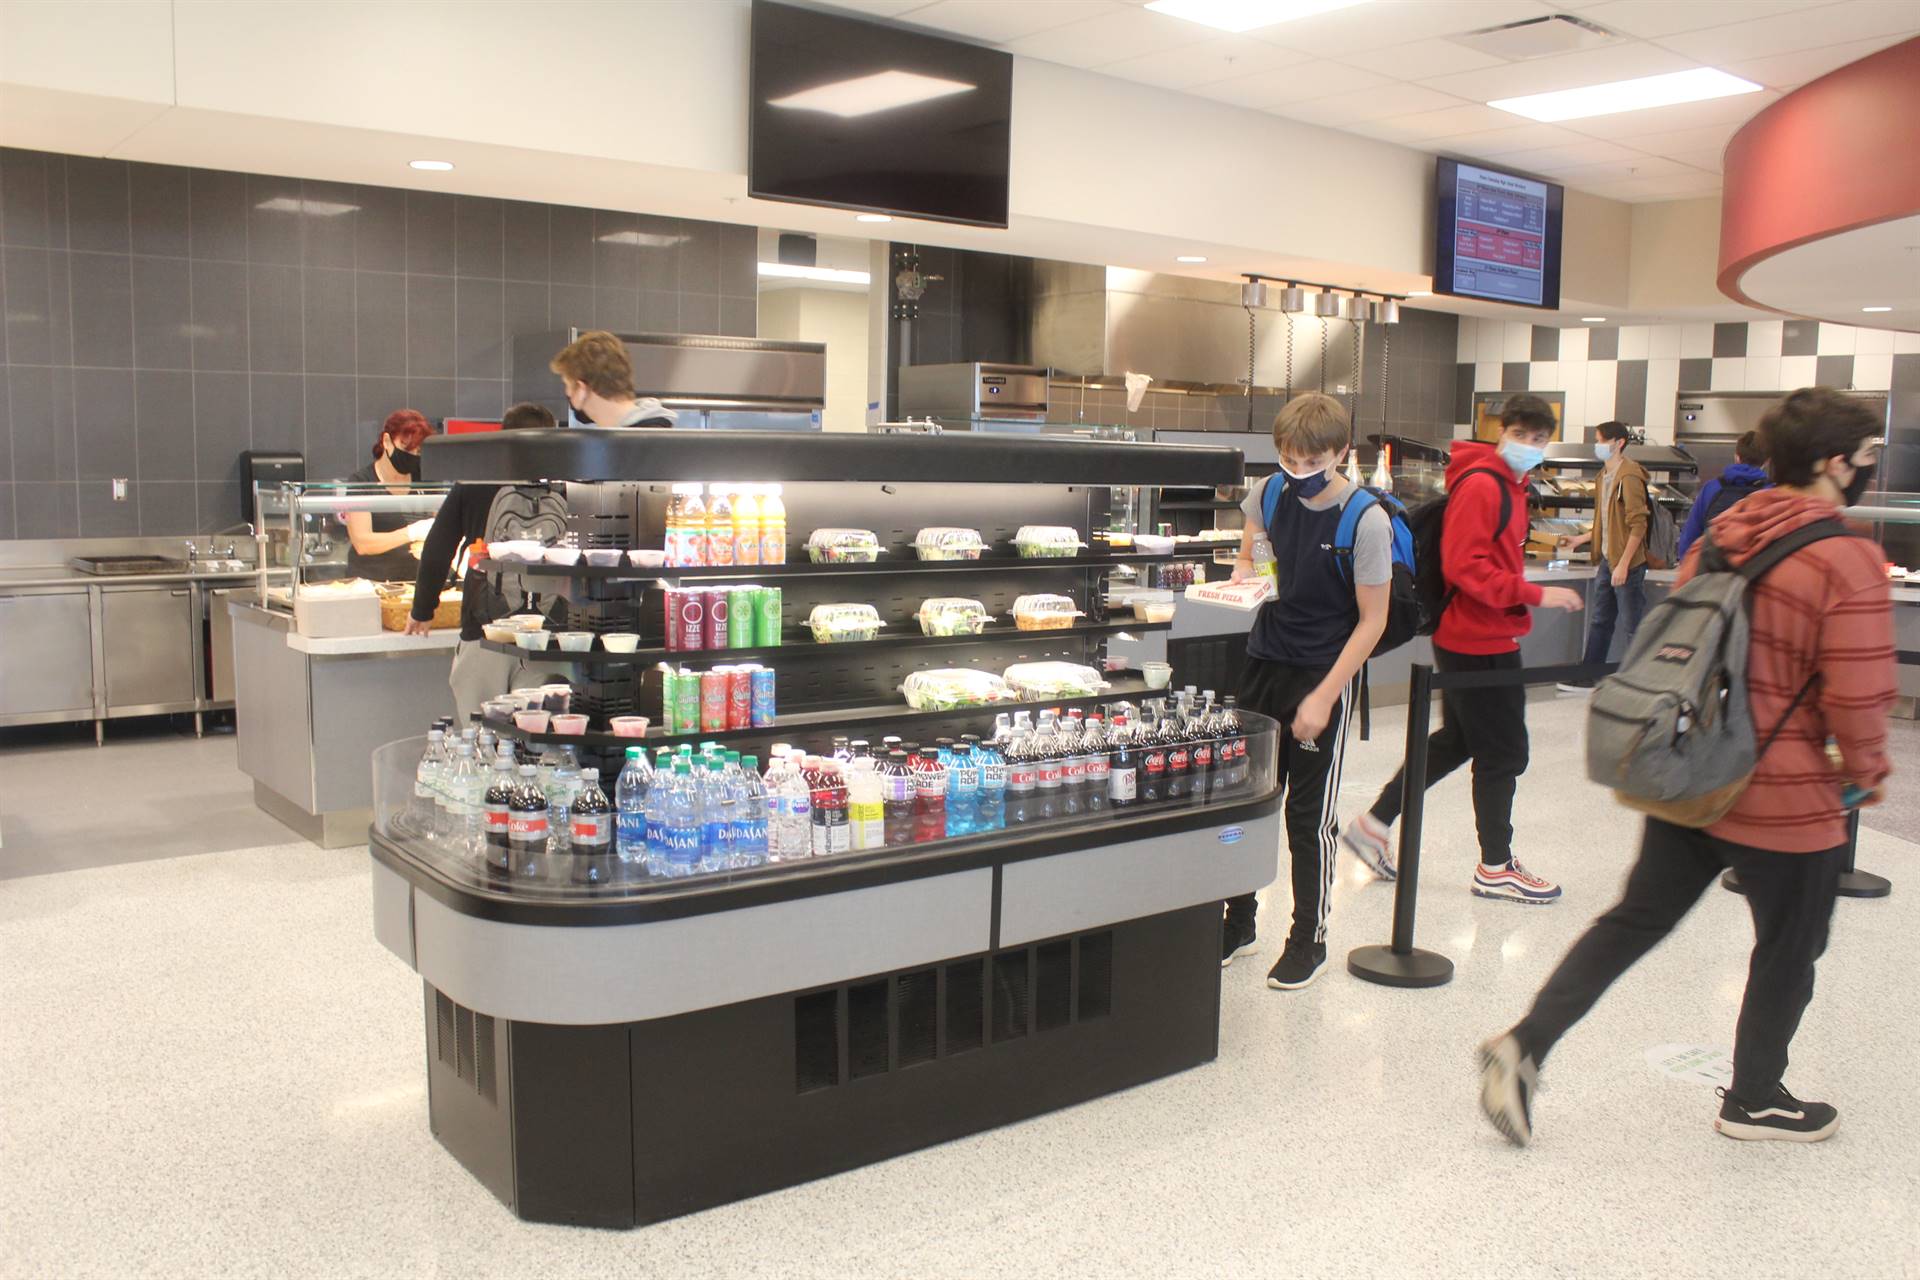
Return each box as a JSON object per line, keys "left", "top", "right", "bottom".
{"left": 916, "top": 597, "right": 993, "bottom": 637}
{"left": 1001, "top": 661, "right": 1110, "bottom": 701}
{"left": 911, "top": 527, "right": 986, "bottom": 561}
{"left": 807, "top": 603, "right": 883, "bottom": 643}
{"left": 1012, "top": 525, "right": 1087, "bottom": 559}
{"left": 805, "top": 528, "right": 883, "bottom": 563}
{"left": 901, "top": 668, "right": 1010, "bottom": 711}
{"left": 1011, "top": 593, "right": 1083, "bottom": 631}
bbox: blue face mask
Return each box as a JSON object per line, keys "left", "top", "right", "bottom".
{"left": 1594, "top": 441, "right": 1614, "bottom": 462}
{"left": 1499, "top": 441, "right": 1544, "bottom": 478}
{"left": 1280, "top": 461, "right": 1334, "bottom": 499}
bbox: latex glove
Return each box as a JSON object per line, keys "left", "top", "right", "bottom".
{"left": 406, "top": 519, "right": 435, "bottom": 541}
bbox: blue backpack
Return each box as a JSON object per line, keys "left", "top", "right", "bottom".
{"left": 1262, "top": 476, "right": 1422, "bottom": 655}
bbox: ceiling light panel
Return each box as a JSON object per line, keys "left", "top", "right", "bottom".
{"left": 767, "top": 70, "right": 976, "bottom": 119}
{"left": 1489, "top": 67, "right": 1762, "bottom": 122}
{"left": 757, "top": 263, "right": 873, "bottom": 284}
{"left": 1145, "top": 0, "right": 1373, "bottom": 34}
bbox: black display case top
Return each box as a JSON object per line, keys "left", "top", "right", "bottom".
{"left": 422, "top": 428, "right": 1244, "bottom": 488}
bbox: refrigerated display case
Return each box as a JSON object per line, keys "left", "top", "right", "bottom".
{"left": 368, "top": 427, "right": 1284, "bottom": 1228}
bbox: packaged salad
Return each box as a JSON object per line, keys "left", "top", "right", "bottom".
{"left": 916, "top": 597, "right": 993, "bottom": 637}
{"left": 1001, "top": 661, "right": 1110, "bottom": 701}
{"left": 1012, "top": 525, "right": 1087, "bottom": 559}
{"left": 911, "top": 527, "right": 986, "bottom": 561}
{"left": 805, "top": 528, "right": 883, "bottom": 563}
{"left": 1011, "top": 593, "right": 1083, "bottom": 631}
{"left": 807, "top": 603, "right": 883, "bottom": 643}
{"left": 901, "top": 668, "right": 1010, "bottom": 710}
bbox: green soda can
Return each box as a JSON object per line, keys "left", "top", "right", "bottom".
{"left": 658, "top": 666, "right": 680, "bottom": 734}
{"left": 729, "top": 584, "right": 757, "bottom": 648}
{"left": 755, "top": 585, "right": 782, "bottom": 647}
{"left": 674, "top": 664, "right": 700, "bottom": 735}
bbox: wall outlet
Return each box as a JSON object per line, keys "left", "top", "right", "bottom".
{"left": 111, "top": 478, "right": 129, "bottom": 502}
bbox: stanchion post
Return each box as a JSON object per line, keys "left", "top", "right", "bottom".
{"left": 1348, "top": 662, "right": 1454, "bottom": 988}
{"left": 1726, "top": 809, "right": 1891, "bottom": 899}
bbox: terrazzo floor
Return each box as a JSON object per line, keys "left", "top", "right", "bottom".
{"left": 2, "top": 698, "right": 1916, "bottom": 1279}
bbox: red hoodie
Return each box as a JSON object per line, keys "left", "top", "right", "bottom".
{"left": 1676, "top": 488, "right": 1895, "bottom": 852}
{"left": 1435, "top": 441, "right": 1543, "bottom": 655}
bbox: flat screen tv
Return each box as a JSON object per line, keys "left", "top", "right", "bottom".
{"left": 1433, "top": 157, "right": 1564, "bottom": 310}
{"left": 749, "top": 0, "right": 1013, "bottom": 228}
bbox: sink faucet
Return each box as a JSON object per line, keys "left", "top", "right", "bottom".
{"left": 183, "top": 539, "right": 199, "bottom": 566}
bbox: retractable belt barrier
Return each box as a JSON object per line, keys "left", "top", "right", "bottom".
{"left": 1350, "top": 648, "right": 1906, "bottom": 989}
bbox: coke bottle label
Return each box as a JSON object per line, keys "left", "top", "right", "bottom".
{"left": 1008, "top": 762, "right": 1037, "bottom": 789}
{"left": 571, "top": 813, "right": 611, "bottom": 846}
{"left": 1143, "top": 750, "right": 1166, "bottom": 775}
{"left": 1038, "top": 760, "right": 1063, "bottom": 785}
{"left": 1063, "top": 759, "right": 1087, "bottom": 784}
{"left": 1109, "top": 768, "right": 1137, "bottom": 802}
{"left": 1194, "top": 743, "right": 1214, "bottom": 770}
{"left": 485, "top": 803, "right": 510, "bottom": 832}
{"left": 1086, "top": 757, "right": 1111, "bottom": 782}
{"left": 1169, "top": 746, "right": 1190, "bottom": 772}
{"left": 509, "top": 813, "right": 548, "bottom": 841}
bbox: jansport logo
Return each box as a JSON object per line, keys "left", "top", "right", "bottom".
{"left": 1218, "top": 826, "right": 1245, "bottom": 844}
{"left": 1653, "top": 644, "right": 1696, "bottom": 663}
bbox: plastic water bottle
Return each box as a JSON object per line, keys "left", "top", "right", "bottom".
{"left": 701, "top": 756, "right": 734, "bottom": 873}
{"left": 413, "top": 728, "right": 446, "bottom": 838}
{"left": 615, "top": 747, "right": 653, "bottom": 874}
{"left": 774, "top": 759, "right": 812, "bottom": 860}
{"left": 976, "top": 737, "right": 1007, "bottom": 831}
{"left": 737, "top": 755, "right": 770, "bottom": 867}
{"left": 722, "top": 751, "right": 755, "bottom": 868}
{"left": 645, "top": 758, "right": 672, "bottom": 878}
{"left": 947, "top": 742, "right": 980, "bottom": 836}
{"left": 662, "top": 760, "right": 702, "bottom": 878}
{"left": 542, "top": 745, "right": 580, "bottom": 855}
{"left": 447, "top": 741, "right": 484, "bottom": 857}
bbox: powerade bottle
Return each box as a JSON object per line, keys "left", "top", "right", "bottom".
{"left": 976, "top": 736, "right": 1007, "bottom": 831}
{"left": 662, "top": 760, "right": 702, "bottom": 878}
{"left": 615, "top": 747, "right": 653, "bottom": 875}
{"left": 569, "top": 767, "right": 615, "bottom": 887}
{"left": 881, "top": 750, "right": 916, "bottom": 846}
{"left": 946, "top": 742, "right": 980, "bottom": 836}
{"left": 911, "top": 750, "right": 948, "bottom": 843}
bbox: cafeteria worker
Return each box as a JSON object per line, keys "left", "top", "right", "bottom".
{"left": 345, "top": 409, "right": 437, "bottom": 581}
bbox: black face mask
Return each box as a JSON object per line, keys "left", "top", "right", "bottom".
{"left": 1841, "top": 461, "right": 1875, "bottom": 507}
{"left": 389, "top": 448, "right": 422, "bottom": 479}
{"left": 568, "top": 404, "right": 595, "bottom": 428}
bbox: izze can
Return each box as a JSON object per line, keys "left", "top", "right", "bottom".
{"left": 704, "top": 588, "right": 729, "bottom": 651}
{"left": 729, "top": 585, "right": 757, "bottom": 648}
{"left": 675, "top": 665, "right": 700, "bottom": 735}
{"left": 726, "top": 666, "right": 753, "bottom": 730}
{"left": 750, "top": 667, "right": 776, "bottom": 727}
{"left": 754, "top": 586, "right": 782, "bottom": 647}
{"left": 700, "top": 669, "right": 729, "bottom": 733}
{"left": 658, "top": 667, "right": 680, "bottom": 734}
{"left": 669, "top": 587, "right": 705, "bottom": 652}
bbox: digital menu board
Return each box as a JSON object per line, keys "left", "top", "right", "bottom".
{"left": 1434, "top": 158, "right": 1564, "bottom": 310}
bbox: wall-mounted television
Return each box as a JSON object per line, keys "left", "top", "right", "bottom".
{"left": 749, "top": 0, "right": 1013, "bottom": 228}
{"left": 1433, "top": 157, "right": 1564, "bottom": 310}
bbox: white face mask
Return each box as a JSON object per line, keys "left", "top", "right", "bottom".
{"left": 1593, "top": 441, "right": 1614, "bottom": 462}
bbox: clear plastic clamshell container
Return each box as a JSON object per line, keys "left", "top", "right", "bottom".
{"left": 1012, "top": 525, "right": 1087, "bottom": 559}
{"left": 1001, "top": 661, "right": 1110, "bottom": 701}
{"left": 1011, "top": 593, "right": 1084, "bottom": 631}
{"left": 911, "top": 527, "right": 986, "bottom": 561}
{"left": 916, "top": 597, "right": 993, "bottom": 637}
{"left": 807, "top": 602, "right": 883, "bottom": 643}
{"left": 805, "top": 528, "right": 883, "bottom": 563}
{"left": 901, "top": 668, "right": 1010, "bottom": 710}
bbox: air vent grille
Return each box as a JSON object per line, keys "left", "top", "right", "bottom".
{"left": 1446, "top": 14, "right": 1619, "bottom": 61}
{"left": 431, "top": 988, "right": 500, "bottom": 1105}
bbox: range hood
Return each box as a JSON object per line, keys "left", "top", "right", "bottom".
{"left": 513, "top": 330, "right": 826, "bottom": 430}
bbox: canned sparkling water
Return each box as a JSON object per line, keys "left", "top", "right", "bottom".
{"left": 754, "top": 586, "right": 782, "bottom": 647}
{"left": 704, "top": 588, "right": 729, "bottom": 651}
{"left": 667, "top": 586, "right": 704, "bottom": 652}
{"left": 729, "top": 585, "right": 757, "bottom": 648}
{"left": 658, "top": 666, "right": 680, "bottom": 734}
{"left": 726, "top": 666, "right": 753, "bottom": 730}
{"left": 750, "top": 667, "right": 776, "bottom": 727}
{"left": 700, "top": 669, "right": 729, "bottom": 733}
{"left": 676, "top": 665, "right": 700, "bottom": 734}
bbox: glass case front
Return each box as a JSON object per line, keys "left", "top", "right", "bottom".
{"left": 256, "top": 480, "right": 453, "bottom": 612}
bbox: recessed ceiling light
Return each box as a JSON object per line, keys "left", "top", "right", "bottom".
{"left": 1862, "top": 305, "right": 1893, "bottom": 313}
{"left": 856, "top": 214, "right": 893, "bottom": 223}
{"left": 757, "top": 262, "right": 872, "bottom": 285}
{"left": 1581, "top": 316, "right": 1607, "bottom": 323}
{"left": 1489, "top": 67, "right": 1760, "bottom": 123}
{"left": 1177, "top": 255, "right": 1208, "bottom": 264}
{"left": 409, "top": 159, "right": 454, "bottom": 172}
{"left": 254, "top": 197, "right": 359, "bottom": 217}
{"left": 1406, "top": 290, "right": 1432, "bottom": 298}
{"left": 768, "top": 70, "right": 974, "bottom": 119}
{"left": 1145, "top": 0, "right": 1371, "bottom": 32}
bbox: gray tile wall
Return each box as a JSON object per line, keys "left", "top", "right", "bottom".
{"left": 0, "top": 147, "right": 759, "bottom": 538}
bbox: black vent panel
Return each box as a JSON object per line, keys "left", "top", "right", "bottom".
{"left": 432, "top": 988, "right": 501, "bottom": 1106}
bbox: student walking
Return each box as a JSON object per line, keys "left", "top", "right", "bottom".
{"left": 1220, "top": 394, "right": 1390, "bottom": 990}
{"left": 1677, "top": 430, "right": 1771, "bottom": 559}
{"left": 1559, "top": 420, "right": 1650, "bottom": 689}
{"left": 1480, "top": 388, "right": 1895, "bottom": 1147}
{"left": 1342, "top": 395, "right": 1583, "bottom": 904}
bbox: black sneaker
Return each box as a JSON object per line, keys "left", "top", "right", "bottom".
{"left": 1265, "top": 940, "right": 1327, "bottom": 990}
{"left": 1221, "top": 915, "right": 1258, "bottom": 967}
{"left": 1478, "top": 1033, "right": 1538, "bottom": 1148}
{"left": 1715, "top": 1085, "right": 1839, "bottom": 1142}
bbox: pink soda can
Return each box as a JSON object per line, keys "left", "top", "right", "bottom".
{"left": 700, "top": 669, "right": 729, "bottom": 732}
{"left": 667, "top": 586, "right": 704, "bottom": 652}
{"left": 703, "top": 587, "right": 730, "bottom": 650}
{"left": 726, "top": 666, "right": 754, "bottom": 730}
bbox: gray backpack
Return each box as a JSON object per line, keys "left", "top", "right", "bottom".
{"left": 1585, "top": 520, "right": 1853, "bottom": 827}
{"left": 1643, "top": 493, "right": 1679, "bottom": 570}
{"left": 471, "top": 484, "right": 570, "bottom": 625}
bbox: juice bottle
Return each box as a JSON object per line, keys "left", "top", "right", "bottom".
{"left": 664, "top": 485, "right": 685, "bottom": 567}
{"left": 759, "top": 483, "right": 787, "bottom": 565}
{"left": 706, "top": 486, "right": 734, "bottom": 567}
{"left": 732, "top": 484, "right": 761, "bottom": 565}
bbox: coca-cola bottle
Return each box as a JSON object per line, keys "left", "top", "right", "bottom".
{"left": 1187, "top": 695, "right": 1217, "bottom": 805}
{"left": 569, "top": 766, "right": 615, "bottom": 887}
{"left": 1220, "top": 695, "right": 1248, "bottom": 791}
{"left": 1139, "top": 710, "right": 1168, "bottom": 804}
{"left": 1057, "top": 712, "right": 1085, "bottom": 817}
{"left": 1034, "top": 715, "right": 1064, "bottom": 820}
{"left": 1005, "top": 725, "right": 1037, "bottom": 825}
{"left": 1107, "top": 715, "right": 1138, "bottom": 808}
{"left": 1081, "top": 714, "right": 1110, "bottom": 814}
{"left": 1164, "top": 703, "right": 1192, "bottom": 801}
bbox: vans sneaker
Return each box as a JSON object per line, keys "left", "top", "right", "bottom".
{"left": 1341, "top": 813, "right": 1397, "bottom": 881}
{"left": 1221, "top": 914, "right": 1258, "bottom": 967}
{"left": 1473, "top": 859, "right": 1563, "bottom": 904}
{"left": 1265, "top": 941, "right": 1328, "bottom": 990}
{"left": 1715, "top": 1085, "right": 1839, "bottom": 1142}
{"left": 1478, "top": 1033, "right": 1539, "bottom": 1147}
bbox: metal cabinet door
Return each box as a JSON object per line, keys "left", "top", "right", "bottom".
{"left": 0, "top": 591, "right": 96, "bottom": 717}
{"left": 102, "top": 586, "right": 197, "bottom": 711}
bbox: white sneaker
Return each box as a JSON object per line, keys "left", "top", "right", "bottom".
{"left": 1478, "top": 1033, "right": 1539, "bottom": 1147}
{"left": 1341, "top": 813, "right": 1397, "bottom": 881}
{"left": 1473, "top": 859, "right": 1562, "bottom": 904}
{"left": 1555, "top": 682, "right": 1595, "bottom": 695}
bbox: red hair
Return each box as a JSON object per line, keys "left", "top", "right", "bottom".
{"left": 375, "top": 409, "right": 433, "bottom": 458}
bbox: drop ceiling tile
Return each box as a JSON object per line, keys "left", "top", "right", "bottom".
{"left": 1420, "top": 40, "right": 1699, "bottom": 101}
{"left": 900, "top": 0, "right": 1124, "bottom": 43}
{"left": 1574, "top": 0, "right": 1833, "bottom": 40}
{"left": 1245, "top": 0, "right": 1556, "bottom": 59}
{"left": 1655, "top": 0, "right": 1920, "bottom": 62}
{"left": 1099, "top": 35, "right": 1313, "bottom": 91}
{"left": 1666, "top": 148, "right": 1727, "bottom": 173}
{"left": 1573, "top": 171, "right": 1726, "bottom": 200}
{"left": 1492, "top": 138, "right": 1647, "bottom": 171}
{"left": 1720, "top": 33, "right": 1920, "bottom": 90}
{"left": 1425, "top": 123, "right": 1591, "bottom": 158}
{"left": 1361, "top": 102, "right": 1518, "bottom": 140}
{"left": 1002, "top": 6, "right": 1209, "bottom": 67}
{"left": 1555, "top": 88, "right": 1780, "bottom": 139}
{"left": 1614, "top": 122, "right": 1742, "bottom": 155}
{"left": 1550, "top": 154, "right": 1702, "bottom": 182}
{"left": 1337, "top": 36, "right": 1511, "bottom": 80}
{"left": 1192, "top": 59, "right": 1394, "bottom": 109}
{"left": 1276, "top": 82, "right": 1468, "bottom": 126}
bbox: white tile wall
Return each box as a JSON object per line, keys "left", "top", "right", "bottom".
{"left": 1649, "top": 324, "right": 1681, "bottom": 359}
{"left": 1619, "top": 325, "right": 1651, "bottom": 359}
{"left": 1457, "top": 318, "right": 1479, "bottom": 362}
{"left": 1744, "top": 355, "right": 1781, "bottom": 391}
{"left": 1817, "top": 324, "right": 1857, "bottom": 355}
{"left": 1562, "top": 368, "right": 1587, "bottom": 428}
{"left": 1780, "top": 354, "right": 1818, "bottom": 386}
{"left": 1646, "top": 358, "right": 1680, "bottom": 435}
{"left": 1559, "top": 326, "right": 1588, "bottom": 364}
{"left": 1747, "top": 320, "right": 1783, "bottom": 358}
{"left": 1854, "top": 352, "right": 1893, "bottom": 391}
{"left": 1529, "top": 361, "right": 1560, "bottom": 394}
{"left": 1480, "top": 320, "right": 1508, "bottom": 364}
{"left": 1856, "top": 326, "right": 1895, "bottom": 356}
{"left": 1896, "top": 330, "right": 1920, "bottom": 355}
{"left": 1503, "top": 321, "right": 1531, "bottom": 363}
{"left": 1710, "top": 357, "right": 1745, "bottom": 391}
{"left": 1679, "top": 323, "right": 1714, "bottom": 358}
{"left": 1475, "top": 361, "right": 1499, "bottom": 393}
{"left": 1584, "top": 361, "right": 1616, "bottom": 426}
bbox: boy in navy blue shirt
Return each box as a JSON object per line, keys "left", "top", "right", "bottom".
{"left": 1221, "top": 394, "right": 1390, "bottom": 990}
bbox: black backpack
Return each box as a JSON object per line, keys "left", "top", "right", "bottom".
{"left": 1703, "top": 478, "right": 1768, "bottom": 527}
{"left": 1261, "top": 478, "right": 1424, "bottom": 655}
{"left": 1405, "top": 467, "right": 1512, "bottom": 636}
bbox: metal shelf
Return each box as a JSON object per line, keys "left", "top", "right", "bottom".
{"left": 476, "top": 552, "right": 1213, "bottom": 582}
{"left": 483, "top": 677, "right": 1159, "bottom": 751}
{"left": 480, "top": 619, "right": 1172, "bottom": 667}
